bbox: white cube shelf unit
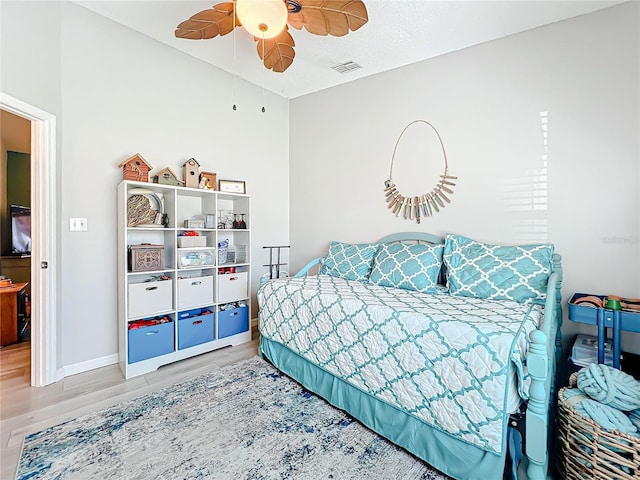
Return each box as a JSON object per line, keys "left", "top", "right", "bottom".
{"left": 117, "top": 180, "right": 251, "bottom": 379}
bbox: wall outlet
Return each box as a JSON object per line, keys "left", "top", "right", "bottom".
{"left": 69, "top": 218, "right": 88, "bottom": 231}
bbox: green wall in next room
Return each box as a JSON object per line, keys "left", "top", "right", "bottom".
{"left": 4, "top": 151, "right": 30, "bottom": 255}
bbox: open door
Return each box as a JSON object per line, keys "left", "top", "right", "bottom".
{"left": 1, "top": 92, "right": 57, "bottom": 386}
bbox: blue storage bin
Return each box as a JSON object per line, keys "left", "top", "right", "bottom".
{"left": 218, "top": 306, "right": 249, "bottom": 339}
{"left": 128, "top": 320, "right": 174, "bottom": 363}
{"left": 178, "top": 307, "right": 215, "bottom": 349}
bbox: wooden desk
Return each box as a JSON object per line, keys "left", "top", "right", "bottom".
{"left": 0, "top": 282, "right": 28, "bottom": 346}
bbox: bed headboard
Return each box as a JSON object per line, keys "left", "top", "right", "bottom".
{"left": 294, "top": 232, "right": 444, "bottom": 278}
{"left": 376, "top": 232, "right": 443, "bottom": 245}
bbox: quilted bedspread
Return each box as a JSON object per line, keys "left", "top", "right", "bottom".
{"left": 258, "top": 275, "right": 544, "bottom": 454}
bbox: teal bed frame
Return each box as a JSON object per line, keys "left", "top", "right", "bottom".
{"left": 259, "top": 232, "right": 563, "bottom": 479}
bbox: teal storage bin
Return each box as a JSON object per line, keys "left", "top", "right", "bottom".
{"left": 178, "top": 307, "right": 215, "bottom": 349}
{"left": 218, "top": 306, "right": 249, "bottom": 339}
{"left": 128, "top": 321, "right": 174, "bottom": 363}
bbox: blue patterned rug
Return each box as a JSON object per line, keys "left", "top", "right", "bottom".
{"left": 16, "top": 357, "right": 449, "bottom": 479}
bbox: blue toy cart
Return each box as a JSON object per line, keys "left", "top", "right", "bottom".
{"left": 568, "top": 293, "right": 640, "bottom": 369}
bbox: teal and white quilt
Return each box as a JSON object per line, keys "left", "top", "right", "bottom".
{"left": 258, "top": 275, "right": 544, "bottom": 454}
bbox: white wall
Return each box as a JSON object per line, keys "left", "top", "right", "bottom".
{"left": 1, "top": 0, "right": 65, "bottom": 366}
{"left": 290, "top": 2, "right": 639, "bottom": 354}
{"left": 2, "top": 1, "right": 289, "bottom": 370}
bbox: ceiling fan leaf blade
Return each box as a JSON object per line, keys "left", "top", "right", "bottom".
{"left": 297, "top": 0, "right": 368, "bottom": 36}
{"left": 175, "top": 19, "right": 224, "bottom": 39}
{"left": 321, "top": 10, "right": 349, "bottom": 36}
{"left": 298, "top": 8, "right": 330, "bottom": 36}
{"left": 287, "top": 13, "right": 304, "bottom": 31}
{"left": 175, "top": 3, "right": 239, "bottom": 39}
{"left": 256, "top": 29, "right": 296, "bottom": 73}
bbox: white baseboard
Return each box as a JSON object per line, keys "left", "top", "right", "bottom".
{"left": 54, "top": 368, "right": 65, "bottom": 383}
{"left": 61, "top": 353, "right": 119, "bottom": 378}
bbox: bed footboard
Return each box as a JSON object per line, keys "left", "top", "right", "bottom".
{"left": 524, "top": 254, "right": 563, "bottom": 479}
{"left": 525, "top": 329, "right": 550, "bottom": 479}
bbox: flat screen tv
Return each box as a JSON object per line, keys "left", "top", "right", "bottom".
{"left": 10, "top": 204, "right": 31, "bottom": 255}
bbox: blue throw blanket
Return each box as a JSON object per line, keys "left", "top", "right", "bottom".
{"left": 630, "top": 409, "right": 640, "bottom": 429}
{"left": 566, "top": 364, "right": 640, "bottom": 437}
{"left": 577, "top": 363, "right": 640, "bottom": 411}
{"left": 563, "top": 389, "right": 637, "bottom": 435}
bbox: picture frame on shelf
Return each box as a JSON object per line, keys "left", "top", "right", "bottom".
{"left": 219, "top": 179, "right": 246, "bottom": 194}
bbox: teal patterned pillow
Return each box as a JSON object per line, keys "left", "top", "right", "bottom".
{"left": 443, "top": 233, "right": 554, "bottom": 303}
{"left": 319, "top": 241, "right": 379, "bottom": 282}
{"left": 369, "top": 243, "right": 444, "bottom": 293}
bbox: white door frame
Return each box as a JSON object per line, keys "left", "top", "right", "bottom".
{"left": 1, "top": 92, "right": 57, "bottom": 387}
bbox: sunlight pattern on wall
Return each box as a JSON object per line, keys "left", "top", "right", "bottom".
{"left": 506, "top": 111, "right": 549, "bottom": 243}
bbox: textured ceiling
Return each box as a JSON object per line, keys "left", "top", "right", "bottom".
{"left": 74, "top": 0, "right": 624, "bottom": 99}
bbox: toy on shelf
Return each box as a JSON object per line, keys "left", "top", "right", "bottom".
{"left": 128, "top": 315, "right": 172, "bottom": 330}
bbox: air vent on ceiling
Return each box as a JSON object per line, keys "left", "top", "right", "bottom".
{"left": 331, "top": 61, "right": 363, "bottom": 74}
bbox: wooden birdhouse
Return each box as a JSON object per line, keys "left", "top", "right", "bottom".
{"left": 118, "top": 153, "right": 153, "bottom": 183}
{"left": 152, "top": 167, "right": 184, "bottom": 186}
{"left": 182, "top": 158, "right": 200, "bottom": 188}
{"left": 199, "top": 171, "right": 217, "bottom": 190}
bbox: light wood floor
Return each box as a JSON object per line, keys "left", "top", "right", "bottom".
{"left": 0, "top": 335, "right": 259, "bottom": 479}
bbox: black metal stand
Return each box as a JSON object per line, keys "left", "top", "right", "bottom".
{"left": 262, "top": 245, "right": 290, "bottom": 280}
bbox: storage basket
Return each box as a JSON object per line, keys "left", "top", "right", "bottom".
{"left": 217, "top": 245, "right": 246, "bottom": 264}
{"left": 557, "top": 372, "right": 640, "bottom": 480}
{"left": 235, "top": 244, "right": 247, "bottom": 263}
{"left": 177, "top": 236, "right": 207, "bottom": 248}
{"left": 218, "top": 246, "right": 235, "bottom": 265}
{"left": 178, "top": 248, "right": 215, "bottom": 269}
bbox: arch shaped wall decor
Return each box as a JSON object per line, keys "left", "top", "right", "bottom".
{"left": 384, "top": 120, "right": 457, "bottom": 223}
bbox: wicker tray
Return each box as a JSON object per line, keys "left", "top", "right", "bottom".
{"left": 557, "top": 372, "right": 640, "bottom": 479}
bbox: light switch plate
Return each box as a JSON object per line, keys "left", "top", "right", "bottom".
{"left": 69, "top": 218, "right": 88, "bottom": 231}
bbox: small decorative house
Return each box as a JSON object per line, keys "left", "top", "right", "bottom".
{"left": 118, "top": 153, "right": 153, "bottom": 182}
{"left": 182, "top": 158, "right": 200, "bottom": 188}
{"left": 152, "top": 167, "right": 184, "bottom": 186}
{"left": 199, "top": 171, "right": 217, "bottom": 190}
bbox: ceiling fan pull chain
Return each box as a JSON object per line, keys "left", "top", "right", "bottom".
{"left": 232, "top": 1, "right": 238, "bottom": 111}
{"left": 384, "top": 120, "right": 456, "bottom": 223}
{"left": 261, "top": 32, "right": 266, "bottom": 113}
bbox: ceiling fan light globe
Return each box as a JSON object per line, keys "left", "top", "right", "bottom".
{"left": 236, "top": 0, "right": 287, "bottom": 39}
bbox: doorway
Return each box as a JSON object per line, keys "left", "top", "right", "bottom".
{"left": 1, "top": 116, "right": 32, "bottom": 379}
{"left": 0, "top": 92, "right": 57, "bottom": 387}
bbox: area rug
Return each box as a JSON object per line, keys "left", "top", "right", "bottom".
{"left": 17, "top": 357, "right": 449, "bottom": 479}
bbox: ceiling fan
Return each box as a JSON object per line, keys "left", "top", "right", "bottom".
{"left": 175, "top": 0, "right": 368, "bottom": 73}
